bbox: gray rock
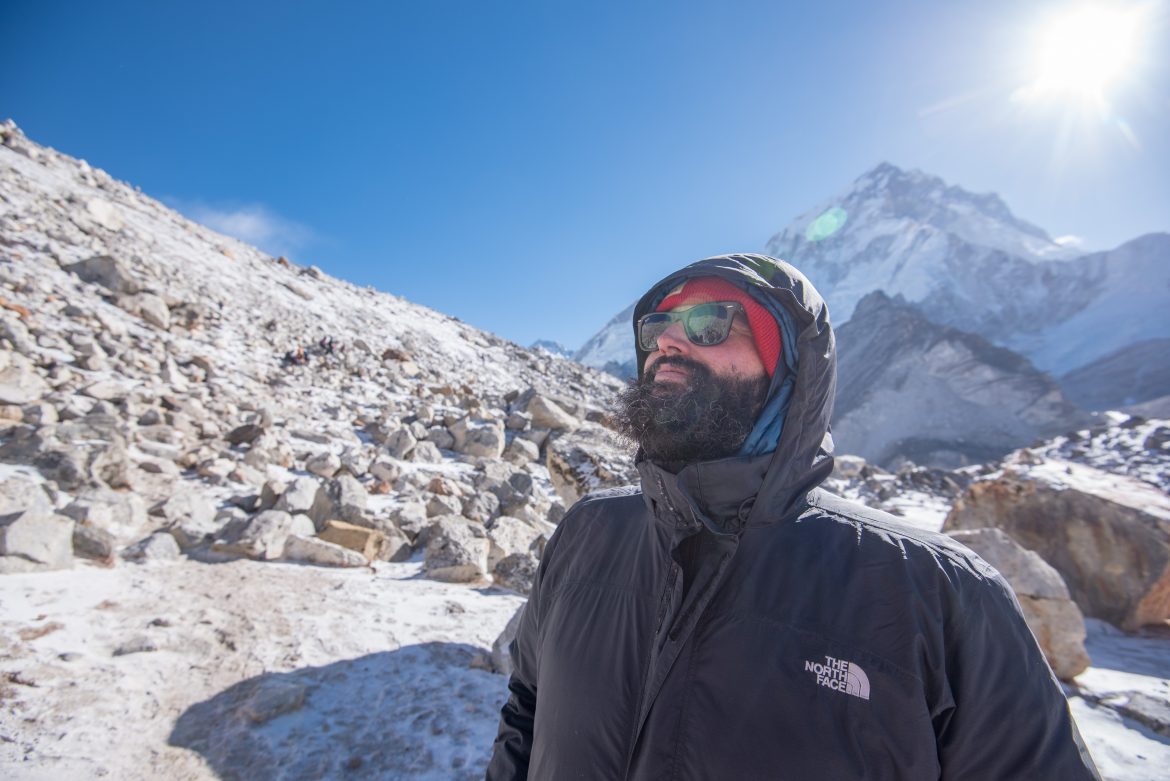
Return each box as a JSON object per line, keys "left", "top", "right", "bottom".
{"left": 225, "top": 423, "right": 265, "bottom": 445}
{"left": 63, "top": 255, "right": 142, "bottom": 295}
{"left": 426, "top": 493, "right": 463, "bottom": 517}
{"left": 72, "top": 523, "right": 115, "bottom": 561}
{"left": 133, "top": 293, "right": 171, "bottom": 330}
{"left": 325, "top": 474, "right": 368, "bottom": 525}
{"left": 486, "top": 515, "right": 549, "bottom": 570}
{"left": 0, "top": 511, "right": 74, "bottom": 570}
{"left": 122, "top": 531, "right": 181, "bottom": 563}
{"left": 461, "top": 491, "right": 500, "bottom": 524}
{"left": 505, "top": 411, "right": 532, "bottom": 431}
{"left": 240, "top": 677, "right": 307, "bottom": 724}
{"left": 494, "top": 552, "right": 539, "bottom": 596}
{"left": 422, "top": 515, "right": 489, "bottom": 582}
{"left": 491, "top": 605, "right": 525, "bottom": 676}
{"left": 947, "top": 527, "right": 1090, "bottom": 680}
{"left": 0, "top": 476, "right": 54, "bottom": 518}
{"left": 282, "top": 535, "right": 367, "bottom": 568}
{"left": 426, "top": 425, "right": 455, "bottom": 450}
{"left": 384, "top": 428, "right": 416, "bottom": 459}
{"left": 526, "top": 395, "right": 579, "bottom": 432}
{"left": 368, "top": 460, "right": 401, "bottom": 483}
{"left": 0, "top": 353, "right": 50, "bottom": 404}
{"left": 152, "top": 491, "right": 217, "bottom": 527}
{"left": 305, "top": 451, "right": 341, "bottom": 478}
{"left": 0, "top": 313, "right": 35, "bottom": 355}
{"left": 450, "top": 416, "right": 506, "bottom": 459}
{"left": 64, "top": 489, "right": 148, "bottom": 538}
{"left": 217, "top": 510, "right": 315, "bottom": 560}
{"left": 503, "top": 436, "right": 540, "bottom": 464}
{"left": 409, "top": 441, "right": 443, "bottom": 463}
{"left": 546, "top": 421, "right": 637, "bottom": 506}
{"left": 390, "top": 501, "right": 428, "bottom": 542}
{"left": 273, "top": 476, "right": 332, "bottom": 525}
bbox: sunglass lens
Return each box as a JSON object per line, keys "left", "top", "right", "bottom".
{"left": 638, "top": 313, "right": 673, "bottom": 351}
{"left": 684, "top": 303, "right": 733, "bottom": 345}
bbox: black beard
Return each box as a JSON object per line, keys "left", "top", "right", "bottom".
{"left": 613, "top": 356, "right": 769, "bottom": 466}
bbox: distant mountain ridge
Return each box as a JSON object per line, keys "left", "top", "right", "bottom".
{"left": 577, "top": 163, "right": 1169, "bottom": 399}
{"left": 834, "top": 291, "right": 1089, "bottom": 467}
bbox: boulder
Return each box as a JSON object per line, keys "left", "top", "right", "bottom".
{"left": 217, "top": 510, "right": 315, "bottom": 560}
{"left": 486, "top": 515, "right": 549, "bottom": 571}
{"left": 494, "top": 552, "right": 539, "bottom": 595}
{"left": 545, "top": 422, "right": 637, "bottom": 507}
{"left": 63, "top": 255, "right": 141, "bottom": 295}
{"left": 135, "top": 293, "right": 171, "bottom": 330}
{"left": 273, "top": 476, "right": 332, "bottom": 526}
{"left": 72, "top": 523, "right": 116, "bottom": 562}
{"left": 943, "top": 461, "right": 1170, "bottom": 630}
{"left": 409, "top": 441, "right": 443, "bottom": 463}
{"left": 151, "top": 491, "right": 218, "bottom": 548}
{"left": 122, "top": 531, "right": 181, "bottom": 563}
{"left": 318, "top": 519, "right": 385, "bottom": 561}
{"left": 225, "top": 423, "right": 265, "bottom": 446}
{"left": 65, "top": 489, "right": 148, "bottom": 539}
{"left": 368, "top": 460, "right": 401, "bottom": 483}
{"left": 450, "top": 416, "right": 506, "bottom": 459}
{"left": 503, "top": 436, "right": 540, "bottom": 465}
{"left": 491, "top": 604, "right": 526, "bottom": 676}
{"left": 305, "top": 451, "right": 342, "bottom": 478}
{"left": 324, "top": 474, "right": 368, "bottom": 525}
{"left": 0, "top": 353, "right": 50, "bottom": 405}
{"left": 0, "top": 476, "right": 53, "bottom": 518}
{"left": 282, "top": 535, "right": 367, "bottom": 568}
{"left": 422, "top": 514, "right": 490, "bottom": 582}
{"left": 383, "top": 428, "right": 416, "bottom": 459}
{"left": 526, "top": 395, "right": 579, "bottom": 432}
{"left": 461, "top": 491, "right": 500, "bottom": 524}
{"left": 0, "top": 511, "right": 74, "bottom": 571}
{"left": 946, "top": 527, "right": 1089, "bottom": 680}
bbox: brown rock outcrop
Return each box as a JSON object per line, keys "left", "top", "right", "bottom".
{"left": 943, "top": 461, "right": 1170, "bottom": 630}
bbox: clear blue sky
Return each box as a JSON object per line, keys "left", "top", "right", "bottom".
{"left": 3, "top": 1, "right": 1167, "bottom": 349}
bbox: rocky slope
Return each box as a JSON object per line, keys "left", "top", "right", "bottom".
{"left": 0, "top": 117, "right": 638, "bottom": 585}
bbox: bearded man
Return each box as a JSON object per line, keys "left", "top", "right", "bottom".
{"left": 487, "top": 253, "right": 1100, "bottom": 780}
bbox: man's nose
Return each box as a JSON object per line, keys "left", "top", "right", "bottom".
{"left": 653, "top": 320, "right": 691, "bottom": 354}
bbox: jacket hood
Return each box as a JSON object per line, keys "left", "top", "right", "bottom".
{"left": 632, "top": 253, "right": 837, "bottom": 526}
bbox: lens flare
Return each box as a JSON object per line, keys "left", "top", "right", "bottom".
{"left": 805, "top": 207, "right": 848, "bottom": 242}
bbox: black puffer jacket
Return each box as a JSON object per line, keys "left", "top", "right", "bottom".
{"left": 487, "top": 254, "right": 1099, "bottom": 780}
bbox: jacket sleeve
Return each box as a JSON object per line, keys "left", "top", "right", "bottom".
{"left": 484, "top": 517, "right": 568, "bottom": 780}
{"left": 934, "top": 570, "right": 1102, "bottom": 780}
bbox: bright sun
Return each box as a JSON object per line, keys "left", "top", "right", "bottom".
{"left": 1024, "top": 3, "right": 1148, "bottom": 105}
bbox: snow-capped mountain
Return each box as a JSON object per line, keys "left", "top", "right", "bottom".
{"left": 577, "top": 163, "right": 1170, "bottom": 405}
{"left": 764, "top": 164, "right": 1170, "bottom": 380}
{"left": 573, "top": 302, "right": 636, "bottom": 379}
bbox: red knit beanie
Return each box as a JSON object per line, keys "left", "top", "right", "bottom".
{"left": 656, "top": 277, "right": 782, "bottom": 378}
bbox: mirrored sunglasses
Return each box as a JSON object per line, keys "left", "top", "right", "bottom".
{"left": 637, "top": 301, "right": 746, "bottom": 352}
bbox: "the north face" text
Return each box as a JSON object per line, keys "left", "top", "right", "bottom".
{"left": 804, "top": 655, "right": 871, "bottom": 700}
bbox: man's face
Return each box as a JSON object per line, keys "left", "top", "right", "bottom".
{"left": 643, "top": 303, "right": 767, "bottom": 388}
{"left": 615, "top": 299, "right": 770, "bottom": 464}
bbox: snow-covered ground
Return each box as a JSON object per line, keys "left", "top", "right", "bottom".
{"left": 0, "top": 557, "right": 523, "bottom": 780}
{"left": 2, "top": 555, "right": 1168, "bottom": 780}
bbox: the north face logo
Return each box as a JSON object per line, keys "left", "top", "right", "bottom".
{"left": 804, "top": 655, "right": 870, "bottom": 700}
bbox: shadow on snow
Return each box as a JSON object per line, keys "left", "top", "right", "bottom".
{"left": 169, "top": 642, "right": 506, "bottom": 781}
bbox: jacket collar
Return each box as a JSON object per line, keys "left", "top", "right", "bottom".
{"left": 638, "top": 452, "right": 772, "bottom": 537}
